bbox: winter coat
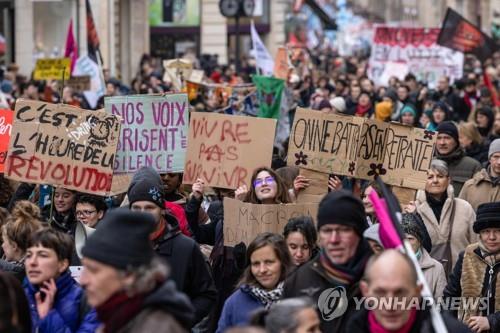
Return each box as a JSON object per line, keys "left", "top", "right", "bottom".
{"left": 419, "top": 248, "right": 447, "bottom": 299}
{"left": 465, "top": 142, "right": 489, "bottom": 165}
{"left": 113, "top": 280, "right": 194, "bottom": 333}
{"left": 216, "top": 286, "right": 263, "bottom": 333}
{"left": 346, "top": 307, "right": 470, "bottom": 333}
{"left": 415, "top": 185, "right": 477, "bottom": 268}
{"left": 23, "top": 270, "right": 99, "bottom": 333}
{"left": 435, "top": 148, "right": 482, "bottom": 195}
{"left": 459, "top": 168, "right": 500, "bottom": 211}
{"left": 283, "top": 253, "right": 366, "bottom": 333}
{"left": 443, "top": 243, "right": 500, "bottom": 332}
{"left": 153, "top": 214, "right": 217, "bottom": 325}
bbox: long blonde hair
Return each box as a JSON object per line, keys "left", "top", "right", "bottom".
{"left": 459, "top": 122, "right": 483, "bottom": 146}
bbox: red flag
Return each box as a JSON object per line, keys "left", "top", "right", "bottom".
{"left": 86, "top": 0, "right": 102, "bottom": 64}
{"left": 64, "top": 19, "right": 78, "bottom": 74}
{"left": 483, "top": 71, "right": 500, "bottom": 107}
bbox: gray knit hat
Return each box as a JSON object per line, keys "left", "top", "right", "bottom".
{"left": 489, "top": 138, "right": 500, "bottom": 159}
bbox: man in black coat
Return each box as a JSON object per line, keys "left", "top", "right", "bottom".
{"left": 283, "top": 191, "right": 372, "bottom": 332}
{"left": 346, "top": 250, "right": 470, "bottom": 333}
{"left": 127, "top": 167, "right": 217, "bottom": 326}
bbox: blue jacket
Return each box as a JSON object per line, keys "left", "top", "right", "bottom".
{"left": 216, "top": 285, "right": 263, "bottom": 333}
{"left": 23, "top": 270, "right": 100, "bottom": 333}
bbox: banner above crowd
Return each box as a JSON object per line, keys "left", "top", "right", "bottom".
{"left": 106, "top": 93, "right": 188, "bottom": 173}
{"left": 183, "top": 112, "right": 276, "bottom": 189}
{"left": 368, "top": 26, "right": 464, "bottom": 89}
{"left": 288, "top": 108, "right": 437, "bottom": 190}
{"left": 4, "top": 100, "right": 121, "bottom": 195}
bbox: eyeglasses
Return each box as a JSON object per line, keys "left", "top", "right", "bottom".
{"left": 75, "top": 210, "right": 97, "bottom": 217}
{"left": 253, "top": 176, "right": 275, "bottom": 188}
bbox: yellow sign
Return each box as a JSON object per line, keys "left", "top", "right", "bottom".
{"left": 34, "top": 58, "right": 71, "bottom": 81}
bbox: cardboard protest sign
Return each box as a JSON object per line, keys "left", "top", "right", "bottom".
{"left": 393, "top": 186, "right": 417, "bottom": 208}
{"left": 288, "top": 108, "right": 436, "bottom": 190}
{"left": 367, "top": 26, "right": 463, "bottom": 89}
{"left": 223, "top": 197, "right": 318, "bottom": 246}
{"left": 106, "top": 93, "right": 188, "bottom": 173}
{"left": 0, "top": 109, "right": 13, "bottom": 172}
{"left": 4, "top": 99, "right": 121, "bottom": 195}
{"left": 34, "top": 58, "right": 71, "bottom": 81}
{"left": 189, "top": 70, "right": 204, "bottom": 83}
{"left": 289, "top": 108, "right": 364, "bottom": 176}
{"left": 66, "top": 75, "right": 91, "bottom": 92}
{"left": 296, "top": 168, "right": 328, "bottom": 203}
{"left": 163, "top": 59, "right": 193, "bottom": 91}
{"left": 183, "top": 112, "right": 276, "bottom": 189}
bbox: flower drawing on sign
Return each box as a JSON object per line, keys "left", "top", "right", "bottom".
{"left": 423, "top": 130, "right": 435, "bottom": 140}
{"left": 149, "top": 187, "right": 161, "bottom": 202}
{"left": 348, "top": 161, "right": 356, "bottom": 175}
{"left": 367, "top": 163, "right": 387, "bottom": 178}
{"left": 295, "top": 151, "right": 308, "bottom": 166}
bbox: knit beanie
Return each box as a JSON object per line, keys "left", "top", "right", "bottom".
{"left": 489, "top": 138, "right": 500, "bottom": 158}
{"left": 432, "top": 101, "right": 450, "bottom": 117}
{"left": 330, "top": 97, "right": 346, "bottom": 113}
{"left": 400, "top": 213, "right": 432, "bottom": 252}
{"left": 127, "top": 167, "right": 165, "bottom": 208}
{"left": 81, "top": 209, "right": 156, "bottom": 269}
{"left": 436, "top": 121, "right": 459, "bottom": 144}
{"left": 363, "top": 223, "right": 381, "bottom": 244}
{"left": 317, "top": 99, "right": 332, "bottom": 111}
{"left": 317, "top": 190, "right": 368, "bottom": 236}
{"left": 400, "top": 104, "right": 417, "bottom": 118}
{"left": 473, "top": 202, "right": 500, "bottom": 233}
{"left": 375, "top": 101, "right": 393, "bottom": 122}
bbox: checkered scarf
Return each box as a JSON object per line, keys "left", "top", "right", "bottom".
{"left": 247, "top": 281, "right": 284, "bottom": 309}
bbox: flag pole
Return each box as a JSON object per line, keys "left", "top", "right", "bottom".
{"left": 370, "top": 178, "right": 448, "bottom": 333}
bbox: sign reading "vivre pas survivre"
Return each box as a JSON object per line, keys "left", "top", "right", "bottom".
{"left": 4, "top": 100, "right": 121, "bottom": 195}
{"left": 106, "top": 93, "right": 189, "bottom": 173}
{"left": 288, "top": 108, "right": 437, "bottom": 190}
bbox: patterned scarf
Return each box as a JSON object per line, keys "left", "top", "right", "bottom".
{"left": 478, "top": 238, "right": 500, "bottom": 266}
{"left": 319, "top": 239, "right": 372, "bottom": 285}
{"left": 247, "top": 281, "right": 284, "bottom": 309}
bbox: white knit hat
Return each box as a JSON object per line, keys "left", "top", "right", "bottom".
{"left": 330, "top": 96, "right": 346, "bottom": 113}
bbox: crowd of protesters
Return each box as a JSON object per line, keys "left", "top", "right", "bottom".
{"left": 0, "top": 44, "right": 500, "bottom": 333}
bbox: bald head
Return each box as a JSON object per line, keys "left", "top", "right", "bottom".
{"left": 363, "top": 250, "right": 418, "bottom": 286}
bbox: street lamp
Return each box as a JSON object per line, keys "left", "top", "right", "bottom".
{"left": 219, "top": 0, "right": 255, "bottom": 72}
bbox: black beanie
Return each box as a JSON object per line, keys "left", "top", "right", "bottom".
{"left": 473, "top": 202, "right": 500, "bottom": 233}
{"left": 437, "top": 121, "right": 459, "bottom": 144}
{"left": 81, "top": 209, "right": 156, "bottom": 269}
{"left": 400, "top": 213, "right": 432, "bottom": 253}
{"left": 317, "top": 190, "right": 368, "bottom": 235}
{"left": 128, "top": 167, "right": 165, "bottom": 208}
